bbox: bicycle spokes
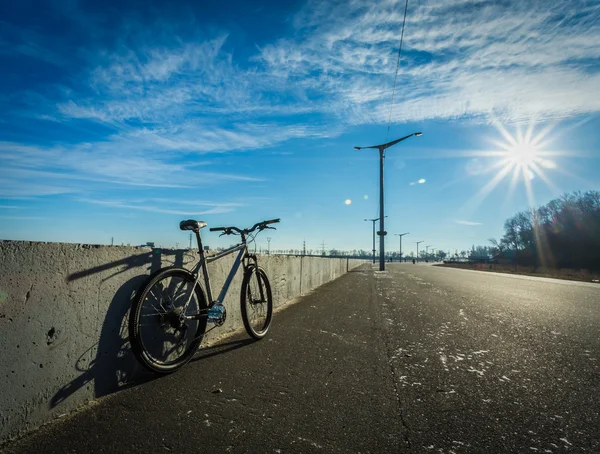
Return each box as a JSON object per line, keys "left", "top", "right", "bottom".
{"left": 247, "top": 273, "right": 266, "bottom": 326}
{"left": 137, "top": 274, "right": 204, "bottom": 366}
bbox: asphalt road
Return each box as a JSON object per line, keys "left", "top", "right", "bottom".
{"left": 3, "top": 264, "right": 599, "bottom": 453}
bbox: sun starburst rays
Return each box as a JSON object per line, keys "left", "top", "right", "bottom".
{"left": 454, "top": 120, "right": 572, "bottom": 220}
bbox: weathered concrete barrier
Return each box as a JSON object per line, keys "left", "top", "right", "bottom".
{"left": 0, "top": 240, "right": 364, "bottom": 445}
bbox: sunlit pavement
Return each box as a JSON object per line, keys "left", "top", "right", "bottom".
{"left": 3, "top": 264, "right": 599, "bottom": 453}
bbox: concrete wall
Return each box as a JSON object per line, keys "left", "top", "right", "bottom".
{"left": 0, "top": 240, "right": 364, "bottom": 445}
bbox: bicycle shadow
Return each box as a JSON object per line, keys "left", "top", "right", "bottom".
{"left": 51, "top": 248, "right": 255, "bottom": 409}
{"left": 191, "top": 337, "right": 255, "bottom": 363}
{"left": 51, "top": 272, "right": 152, "bottom": 407}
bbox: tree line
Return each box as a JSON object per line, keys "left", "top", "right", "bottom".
{"left": 488, "top": 190, "right": 600, "bottom": 271}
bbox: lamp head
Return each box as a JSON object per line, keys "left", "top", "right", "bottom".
{"left": 354, "top": 146, "right": 361, "bottom": 150}
{"left": 414, "top": 132, "right": 422, "bottom": 137}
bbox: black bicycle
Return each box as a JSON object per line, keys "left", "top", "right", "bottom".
{"left": 129, "top": 218, "right": 280, "bottom": 374}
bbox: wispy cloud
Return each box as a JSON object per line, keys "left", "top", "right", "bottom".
{"left": 455, "top": 220, "right": 483, "bottom": 226}
{"left": 78, "top": 198, "right": 241, "bottom": 216}
{"left": 0, "top": 139, "right": 264, "bottom": 197}
{"left": 259, "top": 0, "right": 600, "bottom": 123}
{"left": 2, "top": 0, "right": 599, "bottom": 203}
{"left": 0, "top": 215, "right": 47, "bottom": 220}
{"left": 4, "top": 1, "right": 600, "bottom": 130}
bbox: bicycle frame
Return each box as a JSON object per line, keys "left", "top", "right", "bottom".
{"left": 181, "top": 229, "right": 261, "bottom": 320}
{"left": 199, "top": 241, "right": 247, "bottom": 306}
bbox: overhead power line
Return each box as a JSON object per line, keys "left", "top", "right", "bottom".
{"left": 385, "top": 0, "right": 410, "bottom": 146}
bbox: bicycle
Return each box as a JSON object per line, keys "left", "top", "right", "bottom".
{"left": 129, "top": 218, "right": 280, "bottom": 374}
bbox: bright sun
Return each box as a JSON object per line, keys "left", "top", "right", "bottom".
{"left": 458, "top": 120, "right": 568, "bottom": 217}
{"left": 507, "top": 143, "right": 539, "bottom": 167}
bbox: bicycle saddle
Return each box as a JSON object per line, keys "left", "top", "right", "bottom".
{"left": 179, "top": 220, "right": 208, "bottom": 232}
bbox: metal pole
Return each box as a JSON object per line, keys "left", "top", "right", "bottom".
{"left": 379, "top": 149, "right": 385, "bottom": 271}
{"left": 395, "top": 232, "right": 409, "bottom": 262}
{"left": 365, "top": 218, "right": 380, "bottom": 264}
{"left": 372, "top": 220, "right": 376, "bottom": 264}
{"left": 401, "top": 236, "right": 403, "bottom": 261}
{"left": 354, "top": 133, "right": 422, "bottom": 271}
{"left": 415, "top": 241, "right": 424, "bottom": 263}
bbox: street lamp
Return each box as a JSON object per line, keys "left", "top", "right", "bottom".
{"left": 415, "top": 241, "right": 424, "bottom": 263}
{"left": 365, "top": 217, "right": 387, "bottom": 264}
{"left": 355, "top": 132, "right": 422, "bottom": 271}
{"left": 426, "top": 245, "right": 432, "bottom": 261}
{"left": 394, "top": 232, "right": 409, "bottom": 262}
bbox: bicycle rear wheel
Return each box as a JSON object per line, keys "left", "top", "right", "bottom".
{"left": 129, "top": 268, "right": 208, "bottom": 374}
{"left": 241, "top": 266, "right": 273, "bottom": 339}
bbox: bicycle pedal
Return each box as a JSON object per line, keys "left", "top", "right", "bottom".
{"left": 207, "top": 305, "right": 225, "bottom": 320}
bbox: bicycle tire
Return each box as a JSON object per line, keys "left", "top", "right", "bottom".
{"left": 240, "top": 266, "right": 273, "bottom": 339}
{"left": 129, "top": 267, "right": 208, "bottom": 374}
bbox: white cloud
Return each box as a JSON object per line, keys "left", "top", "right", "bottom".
{"left": 6, "top": 1, "right": 600, "bottom": 129}
{"left": 259, "top": 0, "right": 600, "bottom": 123}
{"left": 3, "top": 0, "right": 600, "bottom": 204}
{"left": 0, "top": 139, "right": 264, "bottom": 197}
{"left": 455, "top": 220, "right": 483, "bottom": 226}
{"left": 77, "top": 198, "right": 239, "bottom": 216}
{"left": 0, "top": 215, "right": 48, "bottom": 220}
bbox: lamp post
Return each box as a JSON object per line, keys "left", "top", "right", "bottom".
{"left": 415, "top": 241, "right": 424, "bottom": 263}
{"left": 394, "top": 232, "right": 410, "bottom": 262}
{"left": 426, "top": 245, "right": 432, "bottom": 261}
{"left": 365, "top": 217, "right": 387, "bottom": 264}
{"left": 355, "top": 132, "right": 422, "bottom": 271}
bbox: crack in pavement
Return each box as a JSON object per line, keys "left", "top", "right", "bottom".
{"left": 374, "top": 271, "right": 412, "bottom": 450}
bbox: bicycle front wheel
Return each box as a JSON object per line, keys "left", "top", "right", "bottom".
{"left": 129, "top": 268, "right": 208, "bottom": 374}
{"left": 241, "top": 266, "right": 273, "bottom": 339}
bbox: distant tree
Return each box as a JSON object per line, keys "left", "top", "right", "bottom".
{"left": 488, "top": 238, "right": 505, "bottom": 256}
{"left": 496, "top": 190, "right": 600, "bottom": 270}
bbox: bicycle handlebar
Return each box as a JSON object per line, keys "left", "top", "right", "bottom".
{"left": 209, "top": 218, "right": 280, "bottom": 235}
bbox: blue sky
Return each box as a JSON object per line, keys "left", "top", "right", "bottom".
{"left": 1, "top": 0, "right": 599, "bottom": 256}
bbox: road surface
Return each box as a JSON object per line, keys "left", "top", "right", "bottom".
{"left": 3, "top": 264, "right": 599, "bottom": 453}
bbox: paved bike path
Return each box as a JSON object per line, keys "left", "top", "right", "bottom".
{"left": 3, "top": 265, "right": 404, "bottom": 453}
